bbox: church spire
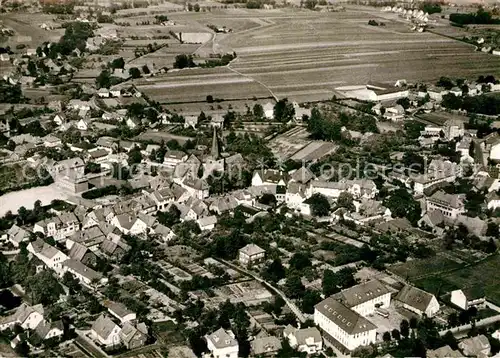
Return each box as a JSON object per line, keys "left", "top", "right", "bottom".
{"left": 211, "top": 126, "right": 219, "bottom": 160}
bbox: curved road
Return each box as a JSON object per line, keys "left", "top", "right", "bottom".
{"left": 220, "top": 259, "right": 306, "bottom": 323}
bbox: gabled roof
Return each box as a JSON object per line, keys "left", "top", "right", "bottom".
{"left": 120, "top": 322, "right": 143, "bottom": 345}
{"left": 105, "top": 301, "right": 135, "bottom": 319}
{"left": 251, "top": 336, "right": 282, "bottom": 355}
{"left": 35, "top": 320, "right": 63, "bottom": 340}
{"left": 63, "top": 259, "right": 102, "bottom": 281}
{"left": 395, "top": 285, "right": 435, "bottom": 313}
{"left": 289, "top": 167, "right": 314, "bottom": 184}
{"left": 315, "top": 297, "right": 376, "bottom": 335}
{"left": 91, "top": 314, "right": 119, "bottom": 340}
{"left": 333, "top": 280, "right": 390, "bottom": 308}
{"left": 427, "top": 191, "right": 464, "bottom": 209}
{"left": 205, "top": 328, "right": 238, "bottom": 349}
{"left": 239, "top": 243, "right": 265, "bottom": 256}
{"left": 68, "top": 242, "right": 89, "bottom": 261}
{"left": 197, "top": 215, "right": 217, "bottom": 227}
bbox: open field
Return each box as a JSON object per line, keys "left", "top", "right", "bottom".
{"left": 391, "top": 253, "right": 500, "bottom": 306}
{"left": 140, "top": 6, "right": 500, "bottom": 104}
{"left": 0, "top": 13, "right": 63, "bottom": 48}
{"left": 135, "top": 66, "right": 273, "bottom": 103}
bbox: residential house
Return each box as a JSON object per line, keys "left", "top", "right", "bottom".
{"left": 66, "top": 226, "right": 106, "bottom": 250}
{"left": 427, "top": 86, "right": 448, "bottom": 102}
{"left": 90, "top": 314, "right": 121, "bottom": 348}
{"left": 205, "top": 328, "right": 239, "bottom": 358}
{"left": 263, "top": 102, "right": 274, "bottom": 119}
{"left": 7, "top": 224, "right": 30, "bottom": 248}
{"left": 97, "top": 88, "right": 110, "bottom": 98}
{"left": 184, "top": 115, "right": 198, "bottom": 129}
{"left": 180, "top": 177, "right": 209, "bottom": 200}
{"left": 239, "top": 244, "right": 265, "bottom": 266}
{"left": 27, "top": 239, "right": 68, "bottom": 275}
{"left": 68, "top": 242, "right": 97, "bottom": 267}
{"left": 147, "top": 187, "right": 175, "bottom": 211}
{"left": 196, "top": 215, "right": 217, "bottom": 231}
{"left": 43, "top": 135, "right": 62, "bottom": 148}
{"left": 426, "top": 191, "right": 465, "bottom": 219}
{"left": 251, "top": 336, "right": 282, "bottom": 356}
{"left": 427, "top": 345, "right": 462, "bottom": 358}
{"left": 283, "top": 325, "right": 322, "bottom": 354}
{"left": 111, "top": 214, "right": 149, "bottom": 235}
{"left": 314, "top": 297, "right": 377, "bottom": 352}
{"left": 105, "top": 301, "right": 136, "bottom": 324}
{"left": 33, "top": 212, "right": 80, "bottom": 241}
{"left": 252, "top": 169, "right": 287, "bottom": 188}
{"left": 119, "top": 322, "right": 147, "bottom": 349}
{"left": 413, "top": 160, "right": 461, "bottom": 195}
{"left": 34, "top": 320, "right": 64, "bottom": 341}
{"left": 0, "top": 303, "right": 44, "bottom": 331}
{"left": 487, "top": 191, "right": 500, "bottom": 210}
{"left": 458, "top": 335, "right": 490, "bottom": 357}
{"left": 53, "top": 113, "right": 67, "bottom": 126}
{"left": 164, "top": 150, "right": 188, "bottom": 168}
{"left": 62, "top": 259, "right": 107, "bottom": 287}
{"left": 150, "top": 223, "right": 176, "bottom": 242}
{"left": 395, "top": 285, "right": 440, "bottom": 317}
{"left": 450, "top": 288, "right": 485, "bottom": 310}
{"left": 77, "top": 118, "right": 90, "bottom": 131}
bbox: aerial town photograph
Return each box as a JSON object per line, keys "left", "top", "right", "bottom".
{"left": 1, "top": 0, "right": 500, "bottom": 356}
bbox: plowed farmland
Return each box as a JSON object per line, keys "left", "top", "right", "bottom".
{"left": 136, "top": 6, "right": 500, "bottom": 105}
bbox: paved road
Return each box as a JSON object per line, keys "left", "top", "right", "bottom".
{"left": 220, "top": 259, "right": 306, "bottom": 323}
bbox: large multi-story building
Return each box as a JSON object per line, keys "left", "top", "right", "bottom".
{"left": 426, "top": 191, "right": 465, "bottom": 219}
{"left": 314, "top": 297, "right": 377, "bottom": 352}
{"left": 333, "top": 280, "right": 391, "bottom": 317}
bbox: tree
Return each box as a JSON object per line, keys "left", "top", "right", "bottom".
{"left": 273, "top": 98, "right": 295, "bottom": 123}
{"left": 15, "top": 340, "right": 29, "bottom": 357}
{"left": 96, "top": 69, "right": 111, "bottom": 89}
{"left": 304, "top": 0, "right": 317, "bottom": 9}
{"left": 26, "top": 271, "right": 63, "bottom": 305}
{"left": 383, "top": 331, "right": 391, "bottom": 342}
{"left": 110, "top": 57, "right": 125, "bottom": 69}
{"left": 400, "top": 319, "right": 410, "bottom": 338}
{"left": 442, "top": 331, "right": 458, "bottom": 350}
{"left": 193, "top": 3, "right": 200, "bottom": 11}
{"left": 306, "top": 193, "right": 330, "bottom": 217}
{"left": 383, "top": 188, "right": 421, "bottom": 225}
{"left": 289, "top": 252, "right": 312, "bottom": 271}
{"left": 397, "top": 97, "right": 411, "bottom": 109}
{"left": 284, "top": 274, "right": 305, "bottom": 299}
{"left": 174, "top": 54, "right": 196, "bottom": 69}
{"left": 261, "top": 259, "right": 286, "bottom": 283}
{"left": 128, "top": 67, "right": 141, "bottom": 79}
{"left": 253, "top": 103, "right": 264, "bottom": 119}
{"left": 259, "top": 193, "right": 277, "bottom": 206}
{"left": 127, "top": 148, "right": 142, "bottom": 165}
{"left": 62, "top": 271, "right": 80, "bottom": 293}
{"left": 486, "top": 222, "right": 499, "bottom": 238}
{"left": 391, "top": 329, "right": 401, "bottom": 341}
{"left": 300, "top": 289, "right": 321, "bottom": 314}
{"left": 337, "top": 192, "right": 355, "bottom": 211}
{"left": 0, "top": 253, "right": 12, "bottom": 288}
{"left": 437, "top": 76, "right": 454, "bottom": 90}
{"left": 448, "top": 312, "right": 459, "bottom": 327}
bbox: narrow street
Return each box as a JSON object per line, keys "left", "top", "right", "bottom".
{"left": 220, "top": 259, "right": 307, "bottom": 323}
